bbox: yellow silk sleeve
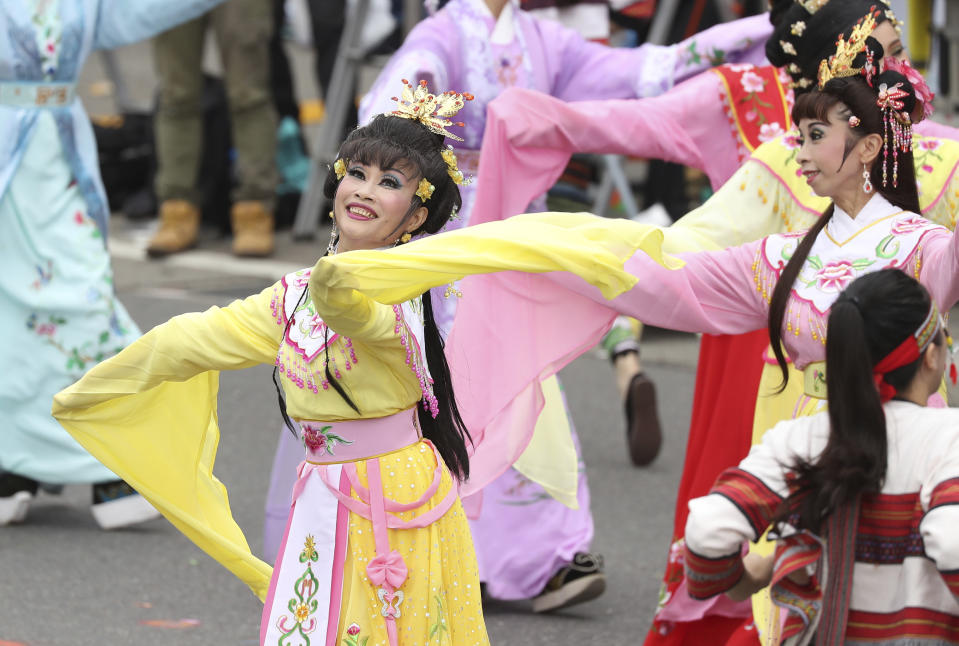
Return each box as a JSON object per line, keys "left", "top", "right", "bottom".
{"left": 307, "top": 258, "right": 406, "bottom": 346}
{"left": 309, "top": 212, "right": 681, "bottom": 305}
{"left": 52, "top": 284, "right": 283, "bottom": 600}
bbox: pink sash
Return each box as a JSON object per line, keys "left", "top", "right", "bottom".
{"left": 289, "top": 410, "right": 458, "bottom": 646}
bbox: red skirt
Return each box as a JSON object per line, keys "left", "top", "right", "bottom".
{"left": 644, "top": 330, "right": 769, "bottom": 646}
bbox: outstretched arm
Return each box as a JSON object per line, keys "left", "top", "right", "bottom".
{"left": 471, "top": 78, "right": 727, "bottom": 226}
{"left": 543, "top": 13, "right": 772, "bottom": 101}
{"left": 684, "top": 420, "right": 808, "bottom": 599}
{"left": 357, "top": 20, "right": 450, "bottom": 125}
{"left": 54, "top": 284, "right": 280, "bottom": 410}
{"left": 52, "top": 283, "right": 282, "bottom": 601}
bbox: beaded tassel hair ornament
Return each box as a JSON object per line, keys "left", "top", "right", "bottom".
{"left": 817, "top": 9, "right": 935, "bottom": 188}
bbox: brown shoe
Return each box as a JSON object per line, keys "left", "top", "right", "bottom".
{"left": 625, "top": 373, "right": 662, "bottom": 467}
{"left": 230, "top": 201, "right": 274, "bottom": 257}
{"left": 146, "top": 199, "right": 200, "bottom": 257}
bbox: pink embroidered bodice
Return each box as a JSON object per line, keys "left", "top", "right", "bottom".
{"left": 562, "top": 195, "right": 959, "bottom": 369}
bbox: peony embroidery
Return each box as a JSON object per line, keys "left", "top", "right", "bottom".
{"left": 890, "top": 215, "right": 927, "bottom": 236}
{"left": 815, "top": 261, "right": 856, "bottom": 292}
{"left": 301, "top": 424, "right": 353, "bottom": 456}
{"left": 914, "top": 137, "right": 943, "bottom": 179}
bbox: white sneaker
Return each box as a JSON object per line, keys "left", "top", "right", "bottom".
{"left": 91, "top": 480, "right": 160, "bottom": 530}
{"left": 0, "top": 490, "right": 32, "bottom": 525}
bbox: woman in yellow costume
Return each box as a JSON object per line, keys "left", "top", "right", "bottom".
{"left": 52, "top": 80, "right": 672, "bottom": 645}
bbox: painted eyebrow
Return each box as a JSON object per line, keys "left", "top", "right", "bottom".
{"left": 348, "top": 162, "right": 410, "bottom": 180}
{"left": 383, "top": 167, "right": 410, "bottom": 179}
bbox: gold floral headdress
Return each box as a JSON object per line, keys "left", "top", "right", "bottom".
{"left": 386, "top": 79, "right": 475, "bottom": 191}
{"left": 816, "top": 9, "right": 880, "bottom": 88}
{"left": 814, "top": 8, "right": 919, "bottom": 189}
{"left": 388, "top": 79, "right": 473, "bottom": 142}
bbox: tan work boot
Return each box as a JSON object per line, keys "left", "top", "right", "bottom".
{"left": 146, "top": 199, "right": 200, "bottom": 258}
{"left": 230, "top": 201, "right": 275, "bottom": 257}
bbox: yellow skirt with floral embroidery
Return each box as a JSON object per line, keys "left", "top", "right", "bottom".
{"left": 337, "top": 442, "right": 488, "bottom": 646}
{"left": 261, "top": 440, "right": 489, "bottom": 646}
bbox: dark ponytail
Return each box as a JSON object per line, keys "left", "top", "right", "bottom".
{"left": 768, "top": 205, "right": 835, "bottom": 390}
{"left": 418, "top": 290, "right": 472, "bottom": 480}
{"left": 768, "top": 73, "right": 922, "bottom": 389}
{"left": 774, "top": 270, "right": 937, "bottom": 533}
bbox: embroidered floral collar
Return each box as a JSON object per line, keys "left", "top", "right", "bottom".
{"left": 826, "top": 193, "right": 902, "bottom": 244}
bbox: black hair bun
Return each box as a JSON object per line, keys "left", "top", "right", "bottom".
{"left": 768, "top": 0, "right": 798, "bottom": 31}
{"left": 765, "top": 3, "right": 811, "bottom": 68}
{"left": 765, "top": 1, "right": 891, "bottom": 93}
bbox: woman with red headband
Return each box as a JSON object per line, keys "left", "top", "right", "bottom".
{"left": 684, "top": 269, "right": 959, "bottom": 644}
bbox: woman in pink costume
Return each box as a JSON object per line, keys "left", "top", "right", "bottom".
{"left": 470, "top": 2, "right": 959, "bottom": 640}
{"left": 539, "top": 22, "right": 957, "bottom": 643}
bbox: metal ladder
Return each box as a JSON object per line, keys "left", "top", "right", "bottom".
{"left": 292, "top": 0, "right": 371, "bottom": 238}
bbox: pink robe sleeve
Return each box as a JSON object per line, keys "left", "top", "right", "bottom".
{"left": 546, "top": 239, "right": 768, "bottom": 334}
{"left": 918, "top": 228, "right": 959, "bottom": 310}
{"left": 471, "top": 73, "right": 735, "bottom": 225}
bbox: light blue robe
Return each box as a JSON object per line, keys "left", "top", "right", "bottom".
{"left": 0, "top": 0, "right": 222, "bottom": 484}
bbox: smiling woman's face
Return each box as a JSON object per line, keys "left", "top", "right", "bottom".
{"left": 333, "top": 160, "right": 427, "bottom": 253}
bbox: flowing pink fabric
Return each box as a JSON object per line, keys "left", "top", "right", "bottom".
{"left": 471, "top": 73, "right": 744, "bottom": 228}
{"left": 471, "top": 74, "right": 959, "bottom": 230}
{"left": 325, "top": 469, "right": 351, "bottom": 646}
{"left": 443, "top": 269, "right": 622, "bottom": 497}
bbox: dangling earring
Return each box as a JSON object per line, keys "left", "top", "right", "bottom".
{"left": 393, "top": 232, "right": 412, "bottom": 247}
{"left": 862, "top": 164, "right": 873, "bottom": 194}
{"left": 326, "top": 220, "right": 338, "bottom": 256}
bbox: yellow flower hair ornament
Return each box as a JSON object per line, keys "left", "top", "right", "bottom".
{"left": 416, "top": 178, "right": 435, "bottom": 202}
{"left": 333, "top": 158, "right": 347, "bottom": 180}
{"left": 441, "top": 146, "right": 471, "bottom": 186}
